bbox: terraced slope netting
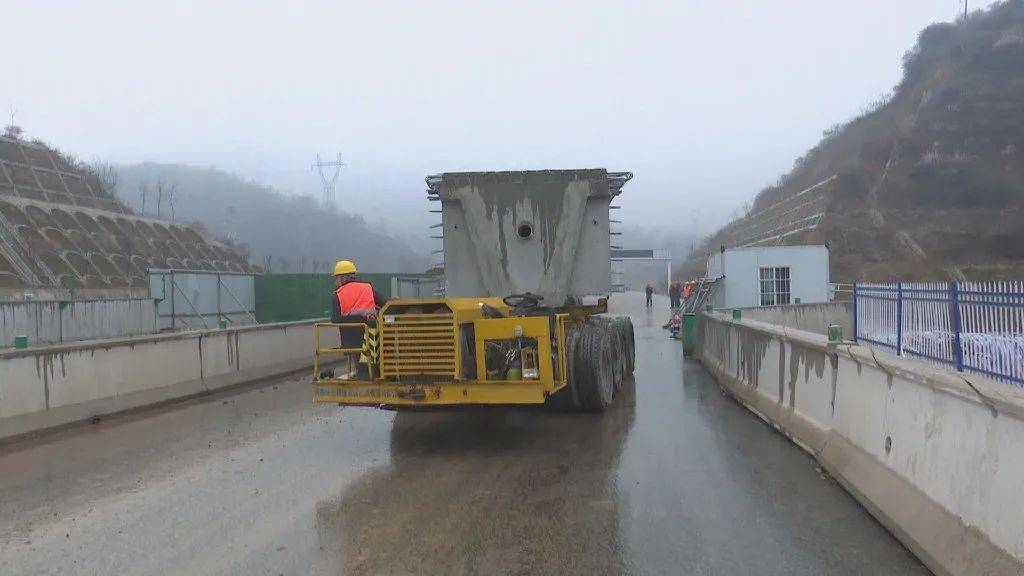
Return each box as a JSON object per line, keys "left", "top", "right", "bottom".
{"left": 0, "top": 136, "right": 255, "bottom": 289}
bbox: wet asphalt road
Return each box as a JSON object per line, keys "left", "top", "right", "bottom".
{"left": 0, "top": 293, "right": 926, "bottom": 575}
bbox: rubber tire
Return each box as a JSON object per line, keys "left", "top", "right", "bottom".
{"left": 611, "top": 317, "right": 630, "bottom": 383}
{"left": 604, "top": 316, "right": 634, "bottom": 382}
{"left": 617, "top": 317, "right": 635, "bottom": 375}
{"left": 575, "top": 323, "right": 615, "bottom": 412}
{"left": 593, "top": 317, "right": 626, "bottom": 387}
{"left": 597, "top": 320, "right": 625, "bottom": 394}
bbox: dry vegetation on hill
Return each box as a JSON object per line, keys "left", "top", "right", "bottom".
{"left": 686, "top": 0, "right": 1024, "bottom": 281}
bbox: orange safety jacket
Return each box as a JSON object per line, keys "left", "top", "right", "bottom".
{"left": 335, "top": 281, "right": 377, "bottom": 318}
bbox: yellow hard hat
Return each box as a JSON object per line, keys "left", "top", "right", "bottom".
{"left": 333, "top": 260, "right": 356, "bottom": 276}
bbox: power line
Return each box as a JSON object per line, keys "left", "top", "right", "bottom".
{"left": 312, "top": 152, "right": 344, "bottom": 210}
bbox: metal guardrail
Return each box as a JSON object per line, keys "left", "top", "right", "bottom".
{"left": 394, "top": 276, "right": 444, "bottom": 299}
{"left": 854, "top": 281, "right": 1024, "bottom": 386}
{"left": 313, "top": 322, "right": 371, "bottom": 380}
{"left": 830, "top": 282, "right": 854, "bottom": 299}
{"left": 149, "top": 269, "right": 256, "bottom": 330}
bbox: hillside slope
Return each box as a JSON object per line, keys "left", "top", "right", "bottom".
{"left": 116, "top": 164, "right": 427, "bottom": 274}
{"left": 0, "top": 135, "right": 254, "bottom": 292}
{"left": 686, "top": 0, "right": 1024, "bottom": 281}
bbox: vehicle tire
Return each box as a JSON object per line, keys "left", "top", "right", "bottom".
{"left": 617, "top": 317, "right": 635, "bottom": 375}
{"left": 575, "top": 324, "right": 615, "bottom": 412}
{"left": 593, "top": 317, "right": 627, "bottom": 385}
{"left": 612, "top": 317, "right": 631, "bottom": 382}
{"left": 595, "top": 320, "right": 624, "bottom": 394}
{"left": 605, "top": 317, "right": 632, "bottom": 380}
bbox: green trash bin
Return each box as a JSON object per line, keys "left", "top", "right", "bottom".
{"left": 14, "top": 334, "right": 28, "bottom": 349}
{"left": 682, "top": 313, "right": 697, "bottom": 355}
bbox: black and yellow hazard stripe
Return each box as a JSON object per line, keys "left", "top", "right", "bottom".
{"left": 359, "top": 326, "right": 379, "bottom": 364}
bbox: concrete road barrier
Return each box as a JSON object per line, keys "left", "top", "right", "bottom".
{"left": 695, "top": 311, "right": 1024, "bottom": 576}
{"left": 738, "top": 301, "right": 851, "bottom": 337}
{"left": 0, "top": 320, "right": 339, "bottom": 442}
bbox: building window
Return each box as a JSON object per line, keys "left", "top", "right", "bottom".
{"left": 759, "top": 266, "right": 791, "bottom": 306}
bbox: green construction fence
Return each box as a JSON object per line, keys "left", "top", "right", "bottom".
{"left": 254, "top": 273, "right": 433, "bottom": 323}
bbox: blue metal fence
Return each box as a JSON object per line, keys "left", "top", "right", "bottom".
{"left": 854, "top": 281, "right": 1024, "bottom": 386}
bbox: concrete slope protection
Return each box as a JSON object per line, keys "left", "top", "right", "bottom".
{"left": 0, "top": 293, "right": 923, "bottom": 575}
{"left": 0, "top": 136, "right": 256, "bottom": 293}
{"left": 696, "top": 309, "right": 1024, "bottom": 576}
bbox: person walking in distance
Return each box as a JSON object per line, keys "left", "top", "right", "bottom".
{"left": 645, "top": 283, "right": 654, "bottom": 308}
{"left": 669, "top": 281, "right": 680, "bottom": 310}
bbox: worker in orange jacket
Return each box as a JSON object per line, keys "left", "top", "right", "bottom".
{"left": 329, "top": 260, "right": 387, "bottom": 378}
{"left": 330, "top": 260, "right": 385, "bottom": 321}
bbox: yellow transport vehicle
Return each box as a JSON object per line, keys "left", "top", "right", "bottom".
{"left": 312, "top": 169, "right": 635, "bottom": 412}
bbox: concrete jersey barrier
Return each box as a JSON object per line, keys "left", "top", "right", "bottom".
{"left": 695, "top": 311, "right": 1024, "bottom": 576}
{"left": 0, "top": 319, "right": 339, "bottom": 442}
{"left": 737, "top": 301, "right": 851, "bottom": 337}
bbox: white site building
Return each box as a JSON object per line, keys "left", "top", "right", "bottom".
{"left": 705, "top": 245, "right": 830, "bottom": 309}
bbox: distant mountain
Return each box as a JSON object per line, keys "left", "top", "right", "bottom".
{"left": 615, "top": 224, "right": 703, "bottom": 266}
{"left": 684, "top": 0, "right": 1024, "bottom": 281}
{"left": 116, "top": 163, "right": 428, "bottom": 274}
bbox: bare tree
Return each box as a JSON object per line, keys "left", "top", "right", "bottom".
{"left": 3, "top": 124, "right": 23, "bottom": 139}
{"left": 166, "top": 183, "right": 177, "bottom": 222}
{"left": 150, "top": 179, "right": 178, "bottom": 221}
{"left": 138, "top": 183, "right": 149, "bottom": 216}
{"left": 91, "top": 162, "right": 121, "bottom": 199}
{"left": 263, "top": 255, "right": 273, "bottom": 273}
{"left": 155, "top": 179, "right": 164, "bottom": 219}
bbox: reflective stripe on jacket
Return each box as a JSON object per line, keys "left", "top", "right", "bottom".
{"left": 335, "top": 281, "right": 377, "bottom": 318}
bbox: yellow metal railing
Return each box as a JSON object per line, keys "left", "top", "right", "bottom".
{"left": 313, "top": 322, "right": 373, "bottom": 381}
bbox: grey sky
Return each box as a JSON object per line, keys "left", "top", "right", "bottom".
{"left": 7, "top": 0, "right": 962, "bottom": 242}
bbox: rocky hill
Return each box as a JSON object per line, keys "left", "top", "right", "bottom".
{"left": 684, "top": 0, "right": 1024, "bottom": 281}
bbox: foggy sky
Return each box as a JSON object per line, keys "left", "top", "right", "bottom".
{"left": 6, "top": 1, "right": 962, "bottom": 244}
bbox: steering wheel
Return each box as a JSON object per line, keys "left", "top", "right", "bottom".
{"left": 503, "top": 293, "right": 542, "bottom": 309}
